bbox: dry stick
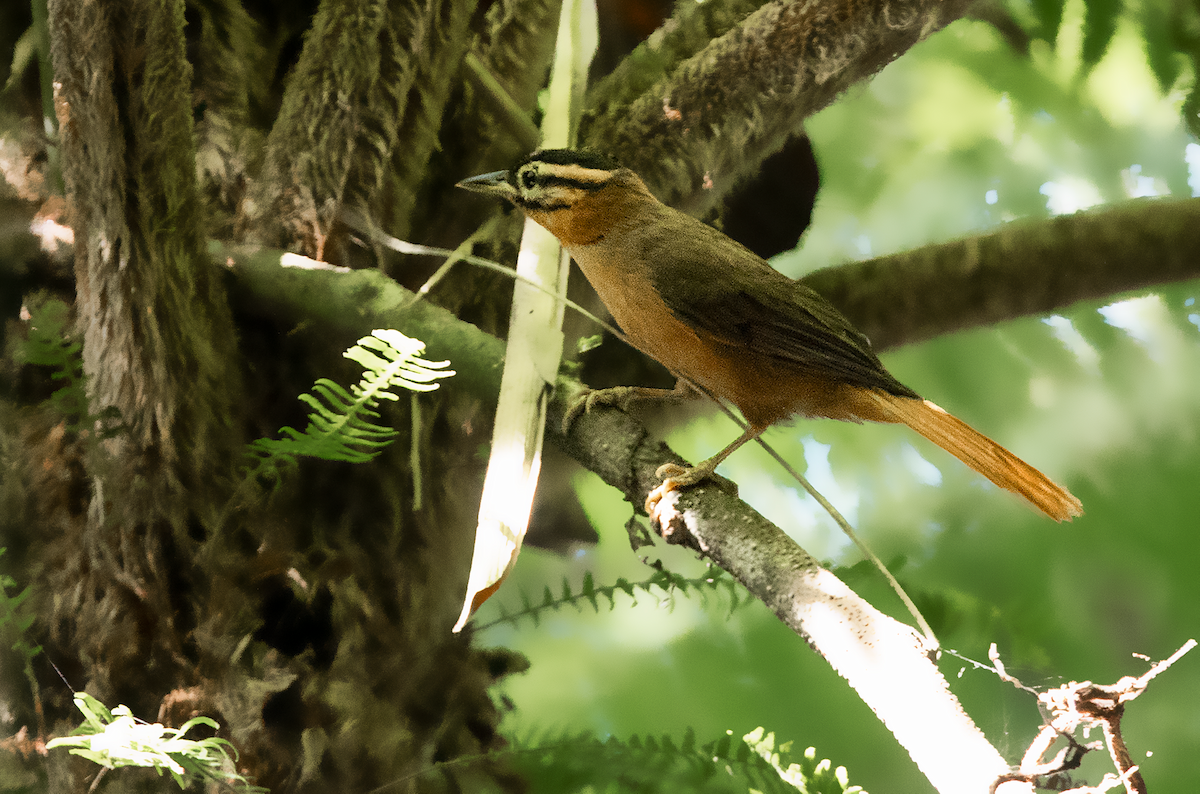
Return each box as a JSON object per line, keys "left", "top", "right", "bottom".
{"left": 354, "top": 219, "right": 938, "bottom": 644}
{"left": 989, "top": 640, "right": 1196, "bottom": 794}
{"left": 347, "top": 213, "right": 604, "bottom": 327}
{"left": 409, "top": 392, "right": 423, "bottom": 511}
{"left": 463, "top": 53, "right": 541, "bottom": 153}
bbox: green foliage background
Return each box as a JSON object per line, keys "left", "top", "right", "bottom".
{"left": 473, "top": 9, "right": 1200, "bottom": 793}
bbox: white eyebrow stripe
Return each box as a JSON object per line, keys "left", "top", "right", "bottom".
{"left": 537, "top": 163, "right": 611, "bottom": 188}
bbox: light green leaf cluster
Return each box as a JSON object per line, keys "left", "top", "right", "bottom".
{"left": 400, "top": 726, "right": 859, "bottom": 793}
{"left": 742, "top": 727, "right": 862, "bottom": 794}
{"left": 46, "top": 692, "right": 265, "bottom": 792}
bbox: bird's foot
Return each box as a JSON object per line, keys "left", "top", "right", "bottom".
{"left": 561, "top": 384, "right": 687, "bottom": 434}
{"left": 645, "top": 462, "right": 737, "bottom": 528}
{"left": 562, "top": 386, "right": 633, "bottom": 433}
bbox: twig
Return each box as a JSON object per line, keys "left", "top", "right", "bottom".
{"left": 989, "top": 640, "right": 1196, "bottom": 794}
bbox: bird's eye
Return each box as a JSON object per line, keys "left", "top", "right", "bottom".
{"left": 520, "top": 169, "right": 537, "bottom": 191}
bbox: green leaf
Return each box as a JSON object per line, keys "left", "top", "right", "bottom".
{"left": 1081, "top": 0, "right": 1122, "bottom": 69}
{"left": 1138, "top": 1, "right": 1185, "bottom": 91}
{"left": 1032, "top": 0, "right": 1066, "bottom": 43}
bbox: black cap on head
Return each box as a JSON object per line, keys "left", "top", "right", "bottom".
{"left": 520, "top": 149, "right": 622, "bottom": 172}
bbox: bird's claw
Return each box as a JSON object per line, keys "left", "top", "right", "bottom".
{"left": 561, "top": 386, "right": 636, "bottom": 434}
{"left": 645, "top": 479, "right": 680, "bottom": 530}
{"left": 654, "top": 462, "right": 704, "bottom": 488}
{"left": 645, "top": 463, "right": 738, "bottom": 528}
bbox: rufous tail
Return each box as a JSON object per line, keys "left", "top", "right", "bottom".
{"left": 865, "top": 392, "right": 1083, "bottom": 522}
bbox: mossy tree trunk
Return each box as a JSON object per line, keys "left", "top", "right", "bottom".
{"left": 9, "top": 0, "right": 557, "bottom": 791}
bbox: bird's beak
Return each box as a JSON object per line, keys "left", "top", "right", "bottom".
{"left": 455, "top": 170, "right": 516, "bottom": 199}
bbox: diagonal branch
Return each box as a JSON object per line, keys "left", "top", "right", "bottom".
{"left": 8, "top": 196, "right": 1190, "bottom": 789}
{"left": 547, "top": 380, "right": 1026, "bottom": 794}
{"left": 581, "top": 0, "right": 977, "bottom": 216}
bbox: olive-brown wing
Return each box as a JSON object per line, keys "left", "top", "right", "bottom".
{"left": 643, "top": 215, "right": 918, "bottom": 399}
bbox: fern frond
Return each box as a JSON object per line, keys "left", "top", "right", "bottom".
{"left": 739, "top": 727, "right": 865, "bottom": 794}
{"left": 348, "top": 329, "right": 452, "bottom": 392}
{"left": 388, "top": 728, "right": 862, "bottom": 794}
{"left": 47, "top": 692, "right": 267, "bottom": 793}
{"left": 0, "top": 549, "right": 41, "bottom": 664}
{"left": 1, "top": 548, "right": 44, "bottom": 739}
{"left": 17, "top": 295, "right": 118, "bottom": 434}
{"left": 247, "top": 329, "right": 453, "bottom": 479}
{"left": 474, "top": 567, "right": 747, "bottom": 632}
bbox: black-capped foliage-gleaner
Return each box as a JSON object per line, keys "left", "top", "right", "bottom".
{"left": 457, "top": 149, "right": 1082, "bottom": 522}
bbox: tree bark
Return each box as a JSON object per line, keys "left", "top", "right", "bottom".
{"left": 46, "top": 0, "right": 242, "bottom": 716}
{"left": 581, "top": 0, "right": 976, "bottom": 215}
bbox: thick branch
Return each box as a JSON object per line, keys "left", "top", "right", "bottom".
{"left": 547, "top": 382, "right": 1027, "bottom": 794}
{"left": 248, "top": 0, "right": 477, "bottom": 253}
{"left": 804, "top": 197, "right": 1200, "bottom": 351}
{"left": 584, "top": 0, "right": 770, "bottom": 118}
{"left": 581, "top": 0, "right": 976, "bottom": 215}
{"left": 218, "top": 244, "right": 507, "bottom": 401}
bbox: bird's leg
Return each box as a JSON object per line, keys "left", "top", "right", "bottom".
{"left": 561, "top": 379, "right": 697, "bottom": 433}
{"left": 645, "top": 424, "right": 765, "bottom": 521}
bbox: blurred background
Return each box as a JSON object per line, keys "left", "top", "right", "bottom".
{"left": 477, "top": 8, "right": 1200, "bottom": 792}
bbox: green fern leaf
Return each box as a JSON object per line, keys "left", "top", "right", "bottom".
{"left": 396, "top": 727, "right": 857, "bottom": 794}
{"left": 473, "top": 568, "right": 748, "bottom": 632}
{"left": 17, "top": 295, "right": 114, "bottom": 433}
{"left": 247, "top": 329, "right": 453, "bottom": 479}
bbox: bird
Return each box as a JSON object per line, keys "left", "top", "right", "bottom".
{"left": 456, "top": 148, "right": 1083, "bottom": 523}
